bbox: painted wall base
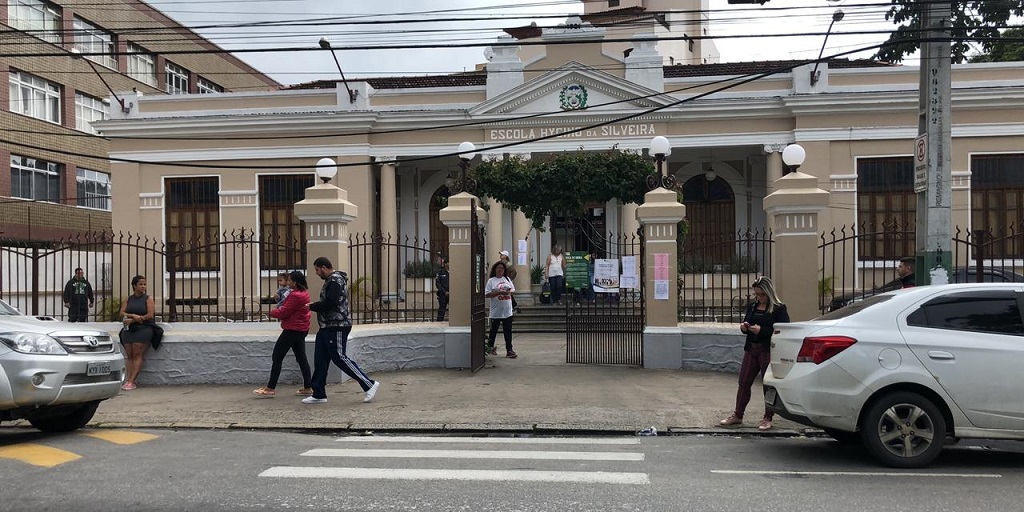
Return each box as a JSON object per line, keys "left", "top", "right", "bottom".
{"left": 642, "top": 327, "right": 683, "bottom": 369}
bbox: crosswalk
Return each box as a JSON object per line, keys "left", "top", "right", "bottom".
{"left": 259, "top": 435, "right": 650, "bottom": 485}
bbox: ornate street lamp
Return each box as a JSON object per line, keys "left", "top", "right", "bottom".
{"left": 446, "top": 141, "right": 478, "bottom": 194}
{"left": 781, "top": 144, "right": 806, "bottom": 174}
{"left": 315, "top": 157, "right": 338, "bottom": 184}
{"left": 647, "top": 136, "right": 675, "bottom": 190}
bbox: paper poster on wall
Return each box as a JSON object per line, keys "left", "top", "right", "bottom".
{"left": 620, "top": 275, "right": 638, "bottom": 289}
{"left": 517, "top": 253, "right": 527, "bottom": 266}
{"left": 593, "top": 258, "right": 620, "bottom": 293}
{"left": 621, "top": 255, "right": 637, "bottom": 277}
{"left": 653, "top": 253, "right": 670, "bottom": 281}
{"left": 654, "top": 280, "right": 670, "bottom": 300}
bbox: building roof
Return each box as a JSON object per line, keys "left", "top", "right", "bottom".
{"left": 664, "top": 59, "right": 895, "bottom": 78}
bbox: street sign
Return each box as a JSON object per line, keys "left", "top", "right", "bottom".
{"left": 914, "top": 133, "right": 927, "bottom": 193}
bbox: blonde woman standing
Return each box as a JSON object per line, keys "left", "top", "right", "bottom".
{"left": 720, "top": 276, "right": 789, "bottom": 431}
{"left": 544, "top": 245, "right": 567, "bottom": 305}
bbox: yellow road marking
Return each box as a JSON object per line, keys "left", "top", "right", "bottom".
{"left": 0, "top": 444, "right": 81, "bottom": 468}
{"left": 82, "top": 430, "right": 159, "bottom": 445}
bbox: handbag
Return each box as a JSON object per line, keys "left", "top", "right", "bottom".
{"left": 539, "top": 281, "right": 551, "bottom": 304}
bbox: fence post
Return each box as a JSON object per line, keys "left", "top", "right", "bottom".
{"left": 636, "top": 187, "right": 685, "bottom": 370}
{"left": 440, "top": 192, "right": 488, "bottom": 368}
{"left": 764, "top": 171, "right": 830, "bottom": 322}
{"left": 167, "top": 241, "right": 178, "bottom": 322}
{"left": 973, "top": 229, "right": 986, "bottom": 283}
{"left": 31, "top": 246, "right": 39, "bottom": 316}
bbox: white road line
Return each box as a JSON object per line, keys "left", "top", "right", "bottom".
{"left": 711, "top": 470, "right": 1001, "bottom": 478}
{"left": 335, "top": 436, "right": 639, "bottom": 445}
{"left": 261, "top": 466, "right": 650, "bottom": 484}
{"left": 303, "top": 449, "right": 643, "bottom": 461}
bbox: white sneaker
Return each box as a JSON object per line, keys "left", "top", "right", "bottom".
{"left": 363, "top": 381, "right": 380, "bottom": 403}
{"left": 301, "top": 396, "right": 327, "bottom": 404}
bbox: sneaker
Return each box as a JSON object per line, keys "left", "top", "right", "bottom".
{"left": 719, "top": 415, "right": 743, "bottom": 427}
{"left": 301, "top": 396, "right": 327, "bottom": 404}
{"left": 506, "top": 350, "right": 518, "bottom": 359}
{"left": 363, "top": 381, "right": 380, "bottom": 403}
{"left": 758, "top": 419, "right": 773, "bottom": 431}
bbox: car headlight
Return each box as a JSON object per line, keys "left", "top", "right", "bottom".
{"left": 0, "top": 332, "right": 68, "bottom": 355}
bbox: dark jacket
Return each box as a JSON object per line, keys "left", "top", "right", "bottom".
{"left": 63, "top": 277, "right": 93, "bottom": 305}
{"left": 435, "top": 267, "right": 450, "bottom": 297}
{"left": 742, "top": 302, "right": 790, "bottom": 351}
{"left": 309, "top": 271, "right": 351, "bottom": 328}
{"left": 899, "top": 273, "right": 915, "bottom": 288}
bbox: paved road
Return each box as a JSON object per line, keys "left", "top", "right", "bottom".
{"left": 2, "top": 428, "right": 1022, "bottom": 511}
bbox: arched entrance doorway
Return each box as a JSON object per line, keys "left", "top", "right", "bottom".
{"left": 681, "top": 174, "right": 736, "bottom": 265}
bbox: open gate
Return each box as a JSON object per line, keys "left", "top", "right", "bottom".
{"left": 469, "top": 200, "right": 487, "bottom": 372}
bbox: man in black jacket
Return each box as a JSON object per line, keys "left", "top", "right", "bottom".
{"left": 63, "top": 267, "right": 94, "bottom": 322}
{"left": 435, "top": 257, "right": 450, "bottom": 322}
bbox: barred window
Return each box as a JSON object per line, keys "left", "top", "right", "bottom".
{"left": 857, "top": 157, "right": 916, "bottom": 260}
{"left": 75, "top": 93, "right": 107, "bottom": 134}
{"left": 165, "top": 61, "right": 189, "bottom": 94}
{"left": 11, "top": 154, "right": 61, "bottom": 203}
{"left": 126, "top": 43, "right": 157, "bottom": 87}
{"left": 9, "top": 70, "right": 61, "bottom": 124}
{"left": 73, "top": 17, "right": 117, "bottom": 70}
{"left": 8, "top": 0, "right": 61, "bottom": 44}
{"left": 76, "top": 168, "right": 110, "bottom": 210}
{"left": 259, "top": 174, "right": 313, "bottom": 270}
{"left": 971, "top": 154, "right": 1024, "bottom": 259}
{"left": 166, "top": 177, "right": 220, "bottom": 271}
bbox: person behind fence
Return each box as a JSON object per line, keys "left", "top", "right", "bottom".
{"left": 254, "top": 270, "right": 313, "bottom": 397}
{"left": 544, "top": 245, "right": 567, "bottom": 306}
{"left": 484, "top": 261, "right": 517, "bottom": 358}
{"left": 63, "top": 267, "right": 94, "bottom": 322}
{"left": 275, "top": 272, "right": 291, "bottom": 306}
{"left": 435, "top": 257, "right": 450, "bottom": 322}
{"left": 304, "top": 256, "right": 380, "bottom": 405}
{"left": 897, "top": 256, "right": 916, "bottom": 288}
{"left": 720, "top": 276, "right": 789, "bottom": 431}
{"left": 119, "top": 275, "right": 157, "bottom": 391}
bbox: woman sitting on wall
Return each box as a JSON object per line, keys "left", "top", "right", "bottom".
{"left": 119, "top": 275, "right": 157, "bottom": 391}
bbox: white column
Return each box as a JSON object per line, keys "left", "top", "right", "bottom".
{"left": 508, "top": 153, "right": 533, "bottom": 303}
{"left": 763, "top": 144, "right": 786, "bottom": 195}
{"left": 482, "top": 154, "right": 504, "bottom": 260}
{"left": 378, "top": 157, "right": 399, "bottom": 301}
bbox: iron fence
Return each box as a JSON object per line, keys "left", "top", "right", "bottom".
{"left": 678, "top": 229, "right": 773, "bottom": 323}
{"left": 348, "top": 232, "right": 442, "bottom": 325}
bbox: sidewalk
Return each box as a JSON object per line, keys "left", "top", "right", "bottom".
{"left": 69, "top": 333, "right": 810, "bottom": 436}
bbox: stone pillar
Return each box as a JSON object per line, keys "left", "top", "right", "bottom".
{"left": 440, "top": 192, "right": 487, "bottom": 368}
{"left": 378, "top": 157, "right": 399, "bottom": 300}
{"left": 636, "top": 187, "right": 686, "bottom": 369}
{"left": 763, "top": 144, "right": 786, "bottom": 196}
{"left": 512, "top": 209, "right": 532, "bottom": 304}
{"left": 764, "top": 171, "right": 830, "bottom": 322}
{"left": 486, "top": 199, "right": 503, "bottom": 261}
{"left": 294, "top": 179, "right": 358, "bottom": 334}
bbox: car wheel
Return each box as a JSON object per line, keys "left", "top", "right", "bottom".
{"left": 822, "top": 428, "right": 861, "bottom": 445}
{"left": 28, "top": 401, "right": 100, "bottom": 433}
{"left": 860, "top": 392, "right": 946, "bottom": 468}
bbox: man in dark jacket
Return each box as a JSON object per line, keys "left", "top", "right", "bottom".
{"left": 63, "top": 267, "right": 94, "bottom": 322}
{"left": 304, "top": 256, "right": 379, "bottom": 405}
{"left": 435, "top": 257, "right": 450, "bottom": 322}
{"left": 897, "top": 257, "right": 916, "bottom": 288}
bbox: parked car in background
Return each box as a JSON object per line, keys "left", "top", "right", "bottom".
{"left": 766, "top": 283, "right": 1024, "bottom": 468}
{"left": 826, "top": 267, "right": 1024, "bottom": 312}
{"left": 0, "top": 299, "right": 124, "bottom": 432}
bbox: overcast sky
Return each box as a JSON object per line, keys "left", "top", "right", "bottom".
{"left": 146, "top": 0, "right": 905, "bottom": 86}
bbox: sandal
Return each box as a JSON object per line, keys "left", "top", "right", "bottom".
{"left": 758, "top": 419, "right": 773, "bottom": 431}
{"left": 295, "top": 388, "right": 313, "bottom": 396}
{"left": 252, "top": 387, "right": 276, "bottom": 397}
{"left": 121, "top": 382, "right": 136, "bottom": 391}
{"left": 719, "top": 415, "right": 742, "bottom": 427}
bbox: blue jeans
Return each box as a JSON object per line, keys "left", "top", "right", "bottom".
{"left": 549, "top": 275, "right": 565, "bottom": 304}
{"left": 310, "top": 326, "right": 374, "bottom": 399}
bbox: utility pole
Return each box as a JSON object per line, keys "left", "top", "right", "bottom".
{"left": 914, "top": 0, "right": 953, "bottom": 285}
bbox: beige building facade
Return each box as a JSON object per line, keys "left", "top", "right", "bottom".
{"left": 96, "top": 14, "right": 1024, "bottom": 321}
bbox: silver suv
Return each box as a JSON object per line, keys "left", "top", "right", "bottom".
{"left": 0, "top": 299, "right": 125, "bottom": 432}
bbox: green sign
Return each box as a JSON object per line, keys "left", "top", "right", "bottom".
{"left": 565, "top": 251, "right": 590, "bottom": 290}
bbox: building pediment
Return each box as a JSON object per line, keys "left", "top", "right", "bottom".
{"left": 469, "top": 62, "right": 669, "bottom": 116}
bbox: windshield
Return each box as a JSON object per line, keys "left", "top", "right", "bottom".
{"left": 816, "top": 294, "right": 894, "bottom": 320}
{"left": 0, "top": 300, "right": 21, "bottom": 316}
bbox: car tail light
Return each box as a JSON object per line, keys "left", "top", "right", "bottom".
{"left": 797, "top": 336, "right": 857, "bottom": 364}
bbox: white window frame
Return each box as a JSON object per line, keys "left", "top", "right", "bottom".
{"left": 76, "top": 167, "right": 111, "bottom": 210}
{"left": 126, "top": 43, "right": 157, "bottom": 87}
{"left": 75, "top": 93, "right": 108, "bottom": 134}
{"left": 8, "top": 0, "right": 61, "bottom": 44}
{"left": 73, "top": 16, "right": 117, "bottom": 70}
{"left": 165, "top": 61, "right": 190, "bottom": 95}
{"left": 197, "top": 77, "right": 223, "bottom": 94}
{"left": 10, "top": 154, "right": 62, "bottom": 203}
{"left": 9, "top": 70, "right": 61, "bottom": 124}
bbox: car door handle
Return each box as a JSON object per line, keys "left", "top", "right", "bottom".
{"left": 928, "top": 351, "right": 955, "bottom": 360}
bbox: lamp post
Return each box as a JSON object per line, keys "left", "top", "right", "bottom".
{"left": 319, "top": 37, "right": 358, "bottom": 103}
{"left": 810, "top": 9, "right": 845, "bottom": 86}
{"left": 781, "top": 144, "right": 806, "bottom": 175}
{"left": 647, "top": 136, "right": 674, "bottom": 190}
{"left": 446, "top": 141, "right": 478, "bottom": 194}
{"left": 315, "top": 157, "right": 338, "bottom": 184}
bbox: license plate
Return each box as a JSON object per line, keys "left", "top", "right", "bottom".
{"left": 764, "top": 388, "right": 777, "bottom": 406}
{"left": 86, "top": 362, "right": 111, "bottom": 377}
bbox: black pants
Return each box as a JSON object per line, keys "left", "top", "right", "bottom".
{"left": 436, "top": 293, "right": 448, "bottom": 321}
{"left": 68, "top": 301, "right": 89, "bottom": 322}
{"left": 266, "top": 329, "right": 312, "bottom": 390}
{"left": 549, "top": 276, "right": 565, "bottom": 304}
{"left": 487, "top": 317, "right": 513, "bottom": 352}
{"left": 311, "top": 326, "right": 374, "bottom": 400}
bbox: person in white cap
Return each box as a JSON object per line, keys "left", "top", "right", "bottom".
{"left": 498, "top": 250, "right": 518, "bottom": 311}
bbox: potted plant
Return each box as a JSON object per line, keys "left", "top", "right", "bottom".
{"left": 403, "top": 260, "right": 439, "bottom": 292}
{"left": 530, "top": 263, "right": 544, "bottom": 299}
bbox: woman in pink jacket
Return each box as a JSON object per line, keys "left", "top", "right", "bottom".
{"left": 253, "top": 270, "right": 313, "bottom": 397}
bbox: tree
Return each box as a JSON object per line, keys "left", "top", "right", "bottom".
{"left": 874, "top": 0, "right": 1024, "bottom": 64}
{"left": 969, "top": 27, "right": 1024, "bottom": 62}
{"left": 471, "top": 149, "right": 652, "bottom": 230}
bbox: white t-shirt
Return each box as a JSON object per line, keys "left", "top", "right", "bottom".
{"left": 485, "top": 276, "right": 515, "bottom": 319}
{"left": 547, "top": 254, "right": 564, "bottom": 277}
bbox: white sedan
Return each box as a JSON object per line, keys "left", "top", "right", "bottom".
{"left": 764, "top": 283, "right": 1024, "bottom": 468}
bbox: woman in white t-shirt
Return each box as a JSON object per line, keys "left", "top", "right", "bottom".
{"left": 544, "top": 245, "right": 567, "bottom": 305}
{"left": 484, "top": 261, "right": 517, "bottom": 358}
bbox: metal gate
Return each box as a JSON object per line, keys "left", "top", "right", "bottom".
{"left": 469, "top": 200, "right": 487, "bottom": 372}
{"left": 565, "top": 229, "right": 645, "bottom": 365}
